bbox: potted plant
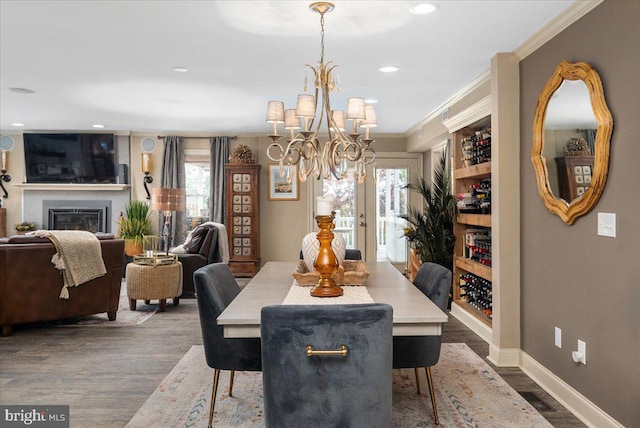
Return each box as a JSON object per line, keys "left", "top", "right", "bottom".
{"left": 399, "top": 151, "right": 457, "bottom": 274}
{"left": 119, "top": 200, "right": 152, "bottom": 256}
{"left": 14, "top": 221, "right": 37, "bottom": 235}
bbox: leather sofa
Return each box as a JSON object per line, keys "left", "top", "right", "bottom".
{"left": 0, "top": 233, "right": 125, "bottom": 336}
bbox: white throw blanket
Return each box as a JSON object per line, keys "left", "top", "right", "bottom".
{"left": 170, "top": 222, "right": 230, "bottom": 263}
{"left": 34, "top": 230, "right": 107, "bottom": 299}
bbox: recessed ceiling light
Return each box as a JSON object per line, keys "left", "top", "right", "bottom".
{"left": 365, "top": 99, "right": 379, "bottom": 104}
{"left": 172, "top": 66, "right": 190, "bottom": 73}
{"left": 92, "top": 124, "right": 105, "bottom": 128}
{"left": 379, "top": 66, "right": 399, "bottom": 73}
{"left": 11, "top": 123, "right": 24, "bottom": 127}
{"left": 409, "top": 2, "right": 439, "bottom": 15}
{"left": 9, "top": 87, "right": 35, "bottom": 94}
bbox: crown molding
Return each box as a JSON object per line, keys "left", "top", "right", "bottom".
{"left": 405, "top": 0, "right": 603, "bottom": 139}
{"left": 405, "top": 69, "right": 491, "bottom": 138}
{"left": 442, "top": 96, "right": 491, "bottom": 133}
{"left": 515, "top": 0, "right": 604, "bottom": 60}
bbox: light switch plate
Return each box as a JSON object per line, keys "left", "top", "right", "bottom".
{"left": 555, "top": 327, "right": 562, "bottom": 348}
{"left": 597, "top": 212, "right": 616, "bottom": 237}
{"left": 578, "top": 339, "right": 586, "bottom": 364}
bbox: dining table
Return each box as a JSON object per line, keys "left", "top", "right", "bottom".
{"left": 217, "top": 261, "right": 448, "bottom": 338}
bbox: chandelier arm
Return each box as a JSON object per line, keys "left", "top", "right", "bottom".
{"left": 266, "top": 137, "right": 305, "bottom": 163}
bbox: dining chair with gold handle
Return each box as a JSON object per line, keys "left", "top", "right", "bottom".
{"left": 261, "top": 304, "right": 393, "bottom": 428}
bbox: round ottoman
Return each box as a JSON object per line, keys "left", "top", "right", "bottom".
{"left": 126, "top": 262, "right": 183, "bottom": 312}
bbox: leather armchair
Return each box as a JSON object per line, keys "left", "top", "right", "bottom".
{"left": 174, "top": 224, "right": 224, "bottom": 298}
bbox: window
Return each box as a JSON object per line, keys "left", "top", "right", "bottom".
{"left": 185, "top": 152, "right": 210, "bottom": 224}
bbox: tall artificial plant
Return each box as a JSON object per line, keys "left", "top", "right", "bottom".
{"left": 400, "top": 150, "right": 457, "bottom": 272}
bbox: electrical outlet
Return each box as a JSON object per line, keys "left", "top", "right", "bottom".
{"left": 555, "top": 327, "right": 562, "bottom": 348}
{"left": 597, "top": 212, "right": 616, "bottom": 237}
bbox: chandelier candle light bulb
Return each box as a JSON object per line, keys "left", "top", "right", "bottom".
{"left": 265, "top": 1, "right": 378, "bottom": 183}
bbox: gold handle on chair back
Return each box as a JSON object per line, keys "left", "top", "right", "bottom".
{"left": 306, "top": 345, "right": 348, "bottom": 357}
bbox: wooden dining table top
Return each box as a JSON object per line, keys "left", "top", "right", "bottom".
{"left": 217, "top": 261, "right": 449, "bottom": 338}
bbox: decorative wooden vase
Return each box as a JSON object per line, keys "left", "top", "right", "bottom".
{"left": 311, "top": 213, "right": 343, "bottom": 297}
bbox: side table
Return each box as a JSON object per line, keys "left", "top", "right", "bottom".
{"left": 126, "top": 262, "right": 183, "bottom": 312}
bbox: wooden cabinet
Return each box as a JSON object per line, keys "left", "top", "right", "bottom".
{"left": 555, "top": 156, "right": 594, "bottom": 202}
{"left": 452, "top": 116, "right": 493, "bottom": 327}
{"left": 225, "top": 163, "right": 261, "bottom": 277}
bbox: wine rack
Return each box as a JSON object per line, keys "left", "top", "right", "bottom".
{"left": 459, "top": 273, "right": 492, "bottom": 320}
{"left": 452, "top": 115, "right": 493, "bottom": 326}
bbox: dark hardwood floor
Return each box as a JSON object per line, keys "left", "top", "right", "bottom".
{"left": 0, "top": 288, "right": 585, "bottom": 427}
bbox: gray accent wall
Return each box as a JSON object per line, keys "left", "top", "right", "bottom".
{"left": 520, "top": 1, "right": 640, "bottom": 425}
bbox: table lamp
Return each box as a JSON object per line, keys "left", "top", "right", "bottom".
{"left": 151, "top": 187, "right": 186, "bottom": 253}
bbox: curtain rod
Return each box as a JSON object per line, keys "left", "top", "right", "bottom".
{"left": 157, "top": 135, "right": 237, "bottom": 140}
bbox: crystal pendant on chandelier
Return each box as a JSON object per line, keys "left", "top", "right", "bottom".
{"left": 265, "top": 1, "right": 378, "bottom": 184}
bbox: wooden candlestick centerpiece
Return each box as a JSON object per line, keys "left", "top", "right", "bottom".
{"left": 311, "top": 213, "right": 343, "bottom": 297}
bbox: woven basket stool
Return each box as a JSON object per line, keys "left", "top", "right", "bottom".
{"left": 126, "top": 262, "right": 183, "bottom": 312}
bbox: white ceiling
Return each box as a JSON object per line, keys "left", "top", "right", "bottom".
{"left": 0, "top": 0, "right": 575, "bottom": 135}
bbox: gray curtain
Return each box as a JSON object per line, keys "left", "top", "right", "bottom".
{"left": 584, "top": 129, "right": 597, "bottom": 155}
{"left": 160, "top": 136, "right": 187, "bottom": 247}
{"left": 209, "top": 137, "right": 230, "bottom": 223}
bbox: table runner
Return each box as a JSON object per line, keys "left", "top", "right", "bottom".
{"left": 282, "top": 281, "right": 374, "bottom": 305}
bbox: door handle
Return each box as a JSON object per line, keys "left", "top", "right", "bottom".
{"left": 359, "top": 222, "right": 365, "bottom": 227}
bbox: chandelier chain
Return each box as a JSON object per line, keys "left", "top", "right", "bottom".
{"left": 320, "top": 13, "right": 325, "bottom": 64}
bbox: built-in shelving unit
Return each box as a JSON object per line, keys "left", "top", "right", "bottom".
{"left": 451, "top": 115, "right": 493, "bottom": 327}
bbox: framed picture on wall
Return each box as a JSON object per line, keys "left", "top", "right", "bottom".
{"left": 268, "top": 164, "right": 299, "bottom": 201}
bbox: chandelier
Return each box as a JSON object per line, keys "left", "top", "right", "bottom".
{"left": 265, "top": 1, "right": 378, "bottom": 184}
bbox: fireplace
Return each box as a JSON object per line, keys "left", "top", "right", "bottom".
{"left": 43, "top": 200, "right": 111, "bottom": 233}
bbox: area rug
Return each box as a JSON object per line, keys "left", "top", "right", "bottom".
{"left": 127, "top": 343, "right": 552, "bottom": 427}
{"left": 42, "top": 282, "right": 157, "bottom": 327}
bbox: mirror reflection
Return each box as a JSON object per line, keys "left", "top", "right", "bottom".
{"left": 532, "top": 60, "right": 613, "bottom": 225}
{"left": 542, "top": 80, "right": 597, "bottom": 203}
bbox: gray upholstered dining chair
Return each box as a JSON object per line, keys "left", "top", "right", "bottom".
{"left": 393, "top": 262, "right": 452, "bottom": 425}
{"left": 261, "top": 303, "right": 393, "bottom": 428}
{"left": 298, "top": 248, "right": 362, "bottom": 260}
{"left": 194, "top": 263, "right": 262, "bottom": 428}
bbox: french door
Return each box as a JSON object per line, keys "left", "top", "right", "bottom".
{"left": 313, "top": 154, "right": 421, "bottom": 272}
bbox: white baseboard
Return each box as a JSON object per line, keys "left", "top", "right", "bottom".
{"left": 520, "top": 351, "right": 624, "bottom": 428}
{"left": 450, "top": 302, "right": 492, "bottom": 343}
{"left": 487, "top": 344, "right": 520, "bottom": 367}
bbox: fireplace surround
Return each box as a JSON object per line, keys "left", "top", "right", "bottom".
{"left": 43, "top": 200, "right": 111, "bottom": 233}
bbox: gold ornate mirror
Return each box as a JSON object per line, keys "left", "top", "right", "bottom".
{"left": 532, "top": 61, "right": 613, "bottom": 224}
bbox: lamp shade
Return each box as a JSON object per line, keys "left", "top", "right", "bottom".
{"left": 360, "top": 105, "right": 378, "bottom": 128}
{"left": 151, "top": 188, "right": 186, "bottom": 212}
{"left": 266, "top": 101, "right": 285, "bottom": 123}
{"left": 284, "top": 109, "right": 301, "bottom": 129}
{"left": 346, "top": 97, "right": 366, "bottom": 120}
{"left": 295, "top": 94, "right": 316, "bottom": 118}
{"left": 331, "top": 110, "right": 346, "bottom": 131}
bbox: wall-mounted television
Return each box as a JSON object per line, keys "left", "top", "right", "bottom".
{"left": 23, "top": 133, "right": 117, "bottom": 184}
